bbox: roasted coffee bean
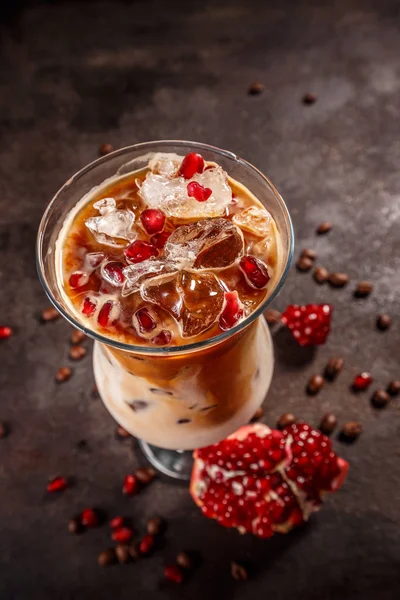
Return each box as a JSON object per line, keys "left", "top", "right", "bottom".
{"left": 231, "top": 561, "right": 248, "bottom": 581}
{"left": 116, "top": 425, "right": 131, "bottom": 439}
{"left": 307, "top": 374, "right": 325, "bottom": 395}
{"left": 71, "top": 329, "right": 85, "bottom": 345}
{"left": 251, "top": 407, "right": 264, "bottom": 422}
{"left": 296, "top": 256, "right": 313, "bottom": 272}
{"left": 302, "top": 92, "right": 317, "bottom": 105}
{"left": 340, "top": 421, "right": 363, "bottom": 441}
{"left": 319, "top": 413, "right": 337, "bottom": 435}
{"left": 248, "top": 81, "right": 264, "bottom": 95}
{"left": 376, "top": 314, "right": 391, "bottom": 331}
{"left": 55, "top": 367, "right": 72, "bottom": 383}
{"left": 277, "top": 413, "right": 296, "bottom": 430}
{"left": 98, "top": 548, "right": 116, "bottom": 567}
{"left": 328, "top": 272, "right": 349, "bottom": 288}
{"left": 301, "top": 248, "right": 317, "bottom": 261}
{"left": 313, "top": 266, "right": 329, "bottom": 284}
{"left": 135, "top": 467, "right": 156, "bottom": 485}
{"left": 69, "top": 345, "right": 87, "bottom": 360}
{"left": 324, "top": 357, "right": 344, "bottom": 381}
{"left": 115, "top": 544, "right": 130, "bottom": 564}
{"left": 371, "top": 390, "right": 390, "bottom": 409}
{"left": 387, "top": 380, "right": 400, "bottom": 396}
{"left": 354, "top": 281, "right": 373, "bottom": 298}
{"left": 0, "top": 422, "right": 9, "bottom": 438}
{"left": 68, "top": 517, "right": 83, "bottom": 534}
{"left": 41, "top": 307, "right": 60, "bottom": 322}
{"left": 128, "top": 542, "right": 140, "bottom": 561}
{"left": 99, "top": 143, "right": 113, "bottom": 156}
{"left": 147, "top": 517, "right": 164, "bottom": 536}
{"left": 265, "top": 309, "right": 281, "bottom": 324}
{"left": 316, "top": 221, "right": 332, "bottom": 234}
{"left": 176, "top": 551, "right": 193, "bottom": 570}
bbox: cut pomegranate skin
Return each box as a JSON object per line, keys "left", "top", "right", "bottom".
{"left": 190, "top": 422, "right": 348, "bottom": 539}
{"left": 178, "top": 152, "right": 205, "bottom": 179}
{"left": 281, "top": 304, "right": 333, "bottom": 346}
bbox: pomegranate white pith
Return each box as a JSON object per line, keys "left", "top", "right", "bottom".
{"left": 190, "top": 422, "right": 348, "bottom": 538}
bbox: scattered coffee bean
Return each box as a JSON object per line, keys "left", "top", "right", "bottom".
{"left": 354, "top": 281, "right": 373, "bottom": 298}
{"left": 139, "top": 534, "right": 154, "bottom": 555}
{"left": 313, "top": 266, "right": 329, "bottom": 284}
{"left": 371, "top": 390, "right": 390, "bottom": 409}
{"left": 147, "top": 517, "right": 164, "bottom": 536}
{"left": 69, "top": 345, "right": 87, "bottom": 361}
{"left": 251, "top": 407, "right": 264, "bottom": 422}
{"left": 316, "top": 221, "right": 332, "bottom": 234}
{"left": 307, "top": 374, "right": 325, "bottom": 395}
{"left": 387, "top": 380, "right": 400, "bottom": 396}
{"left": 296, "top": 256, "right": 313, "bottom": 272}
{"left": 98, "top": 548, "right": 116, "bottom": 567}
{"left": 68, "top": 516, "right": 83, "bottom": 534}
{"left": 319, "top": 413, "right": 338, "bottom": 435}
{"left": 340, "top": 421, "right": 363, "bottom": 441}
{"left": 302, "top": 92, "right": 317, "bottom": 105}
{"left": 115, "top": 544, "right": 130, "bottom": 564}
{"left": 71, "top": 329, "right": 86, "bottom": 345}
{"left": 176, "top": 551, "right": 193, "bottom": 570}
{"left": 0, "top": 422, "right": 9, "bottom": 438}
{"left": 231, "top": 561, "right": 248, "bottom": 581}
{"left": 164, "top": 564, "right": 184, "bottom": 584}
{"left": 116, "top": 425, "right": 131, "bottom": 439}
{"left": 55, "top": 367, "right": 72, "bottom": 383}
{"left": 112, "top": 527, "right": 133, "bottom": 544}
{"left": 41, "top": 307, "right": 60, "bottom": 322}
{"left": 135, "top": 466, "right": 157, "bottom": 485}
{"left": 99, "top": 143, "right": 113, "bottom": 156}
{"left": 301, "top": 248, "right": 317, "bottom": 261}
{"left": 248, "top": 81, "right": 264, "bottom": 95}
{"left": 265, "top": 309, "right": 281, "bottom": 324}
{"left": 376, "top": 314, "right": 391, "bottom": 331}
{"left": 128, "top": 542, "right": 140, "bottom": 561}
{"left": 328, "top": 272, "right": 349, "bottom": 288}
{"left": 277, "top": 413, "right": 296, "bottom": 429}
{"left": 324, "top": 357, "right": 344, "bottom": 381}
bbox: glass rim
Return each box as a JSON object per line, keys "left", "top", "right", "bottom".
{"left": 36, "top": 140, "right": 294, "bottom": 355}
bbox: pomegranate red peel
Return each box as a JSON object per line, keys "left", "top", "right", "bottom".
{"left": 190, "top": 422, "right": 348, "bottom": 539}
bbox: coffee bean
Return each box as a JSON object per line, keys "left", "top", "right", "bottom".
{"left": 177, "top": 418, "right": 191, "bottom": 424}
{"left": 99, "top": 143, "right": 113, "bottom": 156}
{"left": 265, "top": 309, "right": 281, "bottom": 324}
{"left": 340, "top": 421, "right": 363, "bottom": 442}
{"left": 302, "top": 92, "right": 317, "bottom": 105}
{"left": 319, "top": 413, "right": 337, "bottom": 435}
{"left": 147, "top": 516, "right": 164, "bottom": 536}
{"left": 115, "top": 544, "right": 130, "bottom": 564}
{"left": 307, "top": 374, "right": 325, "bottom": 395}
{"left": 251, "top": 407, "right": 264, "bottom": 422}
{"left": 248, "top": 81, "right": 264, "bottom": 95}
{"left": 41, "top": 307, "right": 60, "bottom": 322}
{"left": 135, "top": 466, "right": 157, "bottom": 485}
{"left": 313, "top": 266, "right": 329, "bottom": 284}
{"left": 55, "top": 367, "right": 72, "bottom": 383}
{"left": 68, "top": 516, "right": 83, "bottom": 534}
{"left": 328, "top": 272, "right": 349, "bottom": 288}
{"left": 354, "top": 281, "right": 373, "bottom": 298}
{"left": 276, "top": 413, "right": 296, "bottom": 430}
{"left": 116, "top": 425, "right": 131, "bottom": 439}
{"left": 296, "top": 256, "right": 313, "bottom": 272}
{"left": 129, "top": 400, "right": 149, "bottom": 412}
{"left": 176, "top": 551, "right": 193, "bottom": 570}
{"left": 98, "top": 548, "right": 116, "bottom": 567}
{"left": 371, "top": 390, "right": 390, "bottom": 409}
{"left": 69, "top": 345, "right": 87, "bottom": 361}
{"left": 71, "top": 329, "right": 86, "bottom": 345}
{"left": 376, "top": 314, "right": 391, "bottom": 331}
{"left": 0, "top": 422, "right": 9, "bottom": 438}
{"left": 316, "top": 221, "right": 332, "bottom": 234}
{"left": 231, "top": 561, "right": 248, "bottom": 581}
{"left": 128, "top": 543, "right": 140, "bottom": 561}
{"left": 387, "top": 380, "right": 400, "bottom": 396}
{"left": 324, "top": 357, "right": 344, "bottom": 381}
{"left": 301, "top": 248, "right": 317, "bottom": 261}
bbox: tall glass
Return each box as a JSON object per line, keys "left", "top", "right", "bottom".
{"left": 36, "top": 141, "right": 294, "bottom": 480}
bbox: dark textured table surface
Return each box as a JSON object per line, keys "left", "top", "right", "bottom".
{"left": 1, "top": 0, "right": 400, "bottom": 598}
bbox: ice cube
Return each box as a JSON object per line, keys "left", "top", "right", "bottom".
{"left": 232, "top": 206, "right": 272, "bottom": 238}
{"left": 148, "top": 153, "right": 181, "bottom": 178}
{"left": 85, "top": 198, "right": 135, "bottom": 247}
{"left": 165, "top": 218, "right": 244, "bottom": 270}
{"left": 93, "top": 197, "right": 117, "bottom": 215}
{"left": 139, "top": 166, "right": 232, "bottom": 219}
{"left": 121, "top": 259, "right": 174, "bottom": 297}
{"left": 141, "top": 273, "right": 183, "bottom": 319}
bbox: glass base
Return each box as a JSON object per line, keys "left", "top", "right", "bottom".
{"left": 138, "top": 440, "right": 193, "bottom": 481}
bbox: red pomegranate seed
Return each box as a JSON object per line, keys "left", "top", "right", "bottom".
{"left": 219, "top": 291, "right": 244, "bottom": 331}
{"left": 140, "top": 209, "right": 166, "bottom": 235}
{"left": 151, "top": 330, "right": 172, "bottom": 345}
{"left": 101, "top": 261, "right": 125, "bottom": 286}
{"left": 0, "top": 326, "right": 13, "bottom": 339}
{"left": 178, "top": 152, "right": 205, "bottom": 179}
{"left": 69, "top": 271, "right": 89, "bottom": 289}
{"left": 353, "top": 372, "right": 373, "bottom": 391}
{"left": 134, "top": 308, "right": 157, "bottom": 334}
{"left": 112, "top": 527, "right": 133, "bottom": 543}
{"left": 151, "top": 231, "right": 171, "bottom": 249}
{"left": 82, "top": 296, "right": 97, "bottom": 316}
{"left": 164, "top": 564, "right": 184, "bottom": 584}
{"left": 239, "top": 255, "right": 270, "bottom": 289}
{"left": 110, "top": 516, "right": 124, "bottom": 529}
{"left": 187, "top": 181, "right": 212, "bottom": 202}
{"left": 122, "top": 474, "right": 139, "bottom": 496}
{"left": 281, "top": 304, "right": 333, "bottom": 346}
{"left": 124, "top": 240, "right": 158, "bottom": 264}
{"left": 139, "top": 534, "right": 154, "bottom": 555}
{"left": 81, "top": 508, "right": 99, "bottom": 528}
{"left": 47, "top": 476, "right": 68, "bottom": 493}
